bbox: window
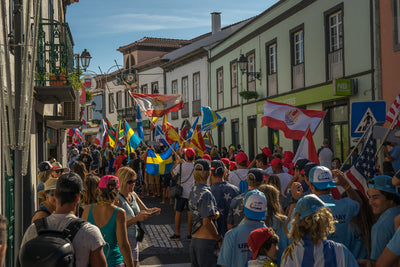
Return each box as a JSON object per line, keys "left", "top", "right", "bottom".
{"left": 325, "top": 5, "right": 344, "bottom": 80}
{"left": 329, "top": 11, "right": 343, "bottom": 52}
{"left": 247, "top": 53, "right": 256, "bottom": 92}
{"left": 291, "top": 25, "right": 305, "bottom": 89}
{"left": 293, "top": 30, "right": 304, "bottom": 65}
{"left": 171, "top": 80, "right": 178, "bottom": 94}
{"left": 109, "top": 93, "right": 114, "bottom": 113}
{"left": 268, "top": 43, "right": 277, "bottom": 74}
{"left": 125, "top": 90, "right": 131, "bottom": 107}
{"left": 217, "top": 68, "right": 224, "bottom": 109}
{"left": 141, "top": 84, "right": 148, "bottom": 94}
{"left": 181, "top": 77, "right": 188, "bottom": 102}
{"left": 266, "top": 40, "right": 278, "bottom": 96}
{"left": 231, "top": 119, "right": 239, "bottom": 149}
{"left": 230, "top": 61, "right": 238, "bottom": 106}
{"left": 116, "top": 91, "right": 122, "bottom": 108}
{"left": 193, "top": 73, "right": 200, "bottom": 100}
{"left": 87, "top": 105, "right": 93, "bottom": 121}
{"left": 151, "top": 82, "right": 159, "bottom": 94}
{"left": 393, "top": 0, "right": 400, "bottom": 50}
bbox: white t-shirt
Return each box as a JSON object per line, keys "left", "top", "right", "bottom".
{"left": 20, "top": 213, "right": 105, "bottom": 267}
{"left": 173, "top": 162, "right": 195, "bottom": 199}
{"left": 319, "top": 147, "right": 333, "bottom": 168}
{"left": 276, "top": 172, "right": 293, "bottom": 197}
{"left": 228, "top": 169, "right": 249, "bottom": 187}
{"left": 265, "top": 166, "right": 289, "bottom": 175}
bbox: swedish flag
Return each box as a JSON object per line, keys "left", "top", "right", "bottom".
{"left": 124, "top": 121, "right": 141, "bottom": 153}
{"left": 146, "top": 143, "right": 178, "bottom": 175}
{"left": 200, "top": 106, "right": 226, "bottom": 132}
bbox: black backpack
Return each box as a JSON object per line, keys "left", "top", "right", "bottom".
{"left": 19, "top": 217, "right": 86, "bottom": 267}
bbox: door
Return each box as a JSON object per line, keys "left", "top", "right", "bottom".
{"left": 248, "top": 117, "right": 257, "bottom": 160}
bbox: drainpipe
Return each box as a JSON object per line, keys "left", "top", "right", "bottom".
{"left": 373, "top": 0, "right": 382, "bottom": 100}
{"left": 370, "top": 0, "right": 376, "bottom": 100}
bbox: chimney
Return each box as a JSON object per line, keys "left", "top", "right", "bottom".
{"left": 211, "top": 12, "right": 221, "bottom": 35}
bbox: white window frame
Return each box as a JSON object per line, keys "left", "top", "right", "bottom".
{"left": 171, "top": 80, "right": 178, "bottom": 94}
{"left": 329, "top": 10, "right": 343, "bottom": 52}
{"left": 182, "top": 77, "right": 188, "bottom": 102}
{"left": 193, "top": 73, "right": 200, "bottom": 100}
{"left": 294, "top": 30, "right": 304, "bottom": 65}
{"left": 247, "top": 54, "right": 255, "bottom": 81}
{"left": 231, "top": 62, "right": 238, "bottom": 88}
{"left": 268, "top": 43, "right": 277, "bottom": 74}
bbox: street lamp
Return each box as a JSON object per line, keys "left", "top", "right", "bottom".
{"left": 237, "top": 54, "right": 261, "bottom": 80}
{"left": 80, "top": 49, "right": 92, "bottom": 71}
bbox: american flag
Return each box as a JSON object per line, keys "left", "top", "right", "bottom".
{"left": 344, "top": 131, "right": 377, "bottom": 199}
{"left": 385, "top": 93, "right": 400, "bottom": 129}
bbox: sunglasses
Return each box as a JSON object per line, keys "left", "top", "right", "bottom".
{"left": 54, "top": 170, "right": 63, "bottom": 174}
{"left": 48, "top": 191, "right": 55, "bottom": 197}
{"left": 127, "top": 180, "right": 136, "bottom": 185}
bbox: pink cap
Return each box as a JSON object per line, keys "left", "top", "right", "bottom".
{"left": 98, "top": 175, "right": 120, "bottom": 189}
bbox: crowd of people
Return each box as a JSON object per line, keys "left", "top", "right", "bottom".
{"left": 0, "top": 139, "right": 399, "bottom": 267}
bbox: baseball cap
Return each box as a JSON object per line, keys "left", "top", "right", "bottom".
{"left": 368, "top": 175, "right": 396, "bottom": 194}
{"left": 284, "top": 151, "right": 294, "bottom": 160}
{"left": 38, "top": 161, "right": 52, "bottom": 172}
{"left": 98, "top": 175, "right": 120, "bottom": 189}
{"left": 184, "top": 148, "right": 195, "bottom": 159}
{"left": 235, "top": 152, "right": 249, "bottom": 166}
{"left": 261, "top": 147, "right": 271, "bottom": 158}
{"left": 247, "top": 168, "right": 265, "bottom": 183}
{"left": 221, "top": 158, "right": 230, "bottom": 168}
{"left": 295, "top": 158, "right": 309, "bottom": 170}
{"left": 229, "top": 161, "right": 236, "bottom": 171}
{"left": 295, "top": 194, "right": 335, "bottom": 220}
{"left": 308, "top": 166, "right": 336, "bottom": 190}
{"left": 243, "top": 189, "right": 267, "bottom": 221}
{"left": 202, "top": 154, "right": 211, "bottom": 161}
{"left": 270, "top": 158, "right": 282, "bottom": 167}
{"left": 211, "top": 160, "right": 225, "bottom": 175}
{"left": 248, "top": 228, "right": 274, "bottom": 260}
{"left": 194, "top": 159, "right": 211, "bottom": 171}
{"left": 303, "top": 162, "right": 318, "bottom": 177}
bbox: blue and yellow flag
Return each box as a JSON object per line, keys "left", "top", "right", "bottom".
{"left": 124, "top": 120, "right": 141, "bottom": 153}
{"left": 145, "top": 143, "right": 178, "bottom": 175}
{"left": 200, "top": 106, "right": 226, "bottom": 132}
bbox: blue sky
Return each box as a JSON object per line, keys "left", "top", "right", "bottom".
{"left": 66, "top": 0, "right": 279, "bottom": 73}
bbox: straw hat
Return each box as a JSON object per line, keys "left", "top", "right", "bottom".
{"left": 37, "top": 178, "right": 58, "bottom": 199}
{"left": 51, "top": 162, "right": 68, "bottom": 172}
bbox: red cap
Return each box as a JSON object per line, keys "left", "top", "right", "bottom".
{"left": 221, "top": 158, "right": 230, "bottom": 168}
{"left": 202, "top": 154, "right": 211, "bottom": 161}
{"left": 184, "top": 148, "right": 195, "bottom": 159}
{"left": 271, "top": 158, "right": 283, "bottom": 167}
{"left": 284, "top": 151, "right": 294, "bottom": 160}
{"left": 229, "top": 161, "right": 236, "bottom": 171}
{"left": 235, "top": 152, "right": 249, "bottom": 166}
{"left": 248, "top": 228, "right": 274, "bottom": 260}
{"left": 261, "top": 147, "right": 271, "bottom": 158}
{"left": 282, "top": 157, "right": 292, "bottom": 167}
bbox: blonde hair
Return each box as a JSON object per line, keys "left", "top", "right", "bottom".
{"left": 193, "top": 168, "right": 210, "bottom": 183}
{"left": 210, "top": 148, "right": 219, "bottom": 158}
{"left": 116, "top": 166, "right": 137, "bottom": 193}
{"left": 38, "top": 170, "right": 51, "bottom": 183}
{"left": 71, "top": 161, "right": 87, "bottom": 182}
{"left": 258, "top": 184, "right": 286, "bottom": 227}
{"left": 289, "top": 207, "right": 336, "bottom": 245}
{"left": 81, "top": 175, "right": 100, "bottom": 205}
{"left": 265, "top": 174, "right": 281, "bottom": 192}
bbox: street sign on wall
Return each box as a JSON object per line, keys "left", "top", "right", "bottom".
{"left": 351, "top": 101, "right": 386, "bottom": 138}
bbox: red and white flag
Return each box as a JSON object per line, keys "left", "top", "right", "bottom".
{"left": 95, "top": 132, "right": 101, "bottom": 145}
{"left": 385, "top": 93, "right": 400, "bottom": 129}
{"left": 130, "top": 93, "right": 184, "bottom": 117}
{"left": 262, "top": 100, "right": 327, "bottom": 140}
{"left": 293, "top": 126, "right": 320, "bottom": 164}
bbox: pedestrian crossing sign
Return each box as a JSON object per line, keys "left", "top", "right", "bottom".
{"left": 351, "top": 101, "right": 386, "bottom": 138}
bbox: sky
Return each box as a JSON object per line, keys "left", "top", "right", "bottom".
{"left": 66, "top": 0, "right": 279, "bottom": 74}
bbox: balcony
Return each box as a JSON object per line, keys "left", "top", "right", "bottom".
{"left": 181, "top": 102, "right": 189, "bottom": 118}
{"left": 117, "top": 107, "right": 136, "bottom": 121}
{"left": 192, "top": 100, "right": 201, "bottom": 116}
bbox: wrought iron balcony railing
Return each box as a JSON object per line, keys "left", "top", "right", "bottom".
{"left": 117, "top": 107, "right": 136, "bottom": 121}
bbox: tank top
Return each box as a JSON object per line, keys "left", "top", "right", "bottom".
{"left": 118, "top": 193, "right": 140, "bottom": 238}
{"left": 87, "top": 204, "right": 123, "bottom": 266}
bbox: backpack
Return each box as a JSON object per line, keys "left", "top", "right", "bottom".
{"left": 234, "top": 171, "right": 248, "bottom": 193}
{"left": 19, "top": 217, "right": 86, "bottom": 267}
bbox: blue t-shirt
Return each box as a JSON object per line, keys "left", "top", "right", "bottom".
{"left": 347, "top": 225, "right": 368, "bottom": 260}
{"left": 218, "top": 220, "right": 266, "bottom": 267}
{"left": 188, "top": 183, "right": 218, "bottom": 235}
{"left": 211, "top": 181, "right": 241, "bottom": 237}
{"left": 387, "top": 225, "right": 400, "bottom": 255}
{"left": 318, "top": 194, "right": 360, "bottom": 249}
{"left": 389, "top": 145, "right": 400, "bottom": 172}
{"left": 269, "top": 216, "right": 289, "bottom": 265}
{"left": 370, "top": 205, "right": 400, "bottom": 260}
{"left": 227, "top": 192, "right": 245, "bottom": 227}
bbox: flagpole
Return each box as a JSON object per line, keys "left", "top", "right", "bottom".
{"left": 375, "top": 108, "right": 400, "bottom": 158}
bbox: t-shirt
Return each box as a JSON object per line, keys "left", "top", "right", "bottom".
{"left": 210, "top": 181, "right": 241, "bottom": 237}
{"left": 228, "top": 169, "right": 249, "bottom": 188}
{"left": 387, "top": 225, "right": 400, "bottom": 255}
{"left": 173, "top": 162, "right": 195, "bottom": 199}
{"left": 188, "top": 183, "right": 218, "bottom": 234}
{"left": 227, "top": 192, "right": 245, "bottom": 227}
{"left": 347, "top": 225, "right": 368, "bottom": 260}
{"left": 318, "top": 194, "right": 359, "bottom": 249}
{"left": 265, "top": 166, "right": 289, "bottom": 175}
{"left": 318, "top": 147, "right": 333, "bottom": 169}
{"left": 370, "top": 205, "right": 400, "bottom": 260}
{"left": 276, "top": 172, "right": 293, "bottom": 197}
{"left": 20, "top": 213, "right": 105, "bottom": 267}
{"left": 218, "top": 220, "right": 267, "bottom": 267}
{"left": 281, "top": 236, "right": 358, "bottom": 267}
{"left": 269, "top": 216, "right": 289, "bottom": 265}
{"left": 389, "top": 145, "right": 400, "bottom": 172}
{"left": 79, "top": 153, "right": 93, "bottom": 171}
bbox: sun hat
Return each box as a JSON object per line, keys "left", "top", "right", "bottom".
{"left": 235, "top": 152, "right": 249, "bottom": 166}
{"left": 368, "top": 175, "right": 396, "bottom": 194}
{"left": 98, "top": 175, "right": 120, "bottom": 189}
{"left": 38, "top": 161, "right": 52, "bottom": 172}
{"left": 194, "top": 159, "right": 211, "bottom": 171}
{"left": 308, "top": 165, "right": 336, "bottom": 190}
{"left": 37, "top": 178, "right": 58, "bottom": 199}
{"left": 294, "top": 194, "right": 335, "bottom": 220}
{"left": 243, "top": 189, "right": 267, "bottom": 221}
{"left": 247, "top": 168, "right": 264, "bottom": 183}
{"left": 51, "top": 162, "right": 68, "bottom": 172}
{"left": 248, "top": 228, "right": 274, "bottom": 260}
{"left": 184, "top": 148, "right": 195, "bottom": 159}
{"left": 211, "top": 160, "right": 225, "bottom": 175}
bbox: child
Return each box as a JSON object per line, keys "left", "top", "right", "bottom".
{"left": 248, "top": 227, "right": 279, "bottom": 267}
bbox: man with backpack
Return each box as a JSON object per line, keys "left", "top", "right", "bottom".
{"left": 228, "top": 152, "right": 249, "bottom": 192}
{"left": 19, "top": 172, "right": 106, "bottom": 267}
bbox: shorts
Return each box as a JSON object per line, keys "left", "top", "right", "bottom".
{"left": 175, "top": 197, "right": 189, "bottom": 212}
{"left": 190, "top": 238, "right": 218, "bottom": 267}
{"left": 162, "top": 173, "right": 172, "bottom": 188}
{"left": 148, "top": 174, "right": 160, "bottom": 185}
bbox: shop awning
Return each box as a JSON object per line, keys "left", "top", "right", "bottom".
{"left": 34, "top": 85, "right": 75, "bottom": 104}
{"left": 45, "top": 116, "right": 82, "bottom": 129}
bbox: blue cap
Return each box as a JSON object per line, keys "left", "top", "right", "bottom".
{"left": 308, "top": 166, "right": 336, "bottom": 190}
{"left": 295, "top": 194, "right": 335, "bottom": 220}
{"left": 368, "top": 175, "right": 396, "bottom": 194}
{"left": 243, "top": 189, "right": 267, "bottom": 221}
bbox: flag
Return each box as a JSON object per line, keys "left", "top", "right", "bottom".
{"left": 46, "top": 129, "right": 50, "bottom": 144}
{"left": 106, "top": 118, "right": 116, "bottom": 148}
{"left": 137, "top": 106, "right": 144, "bottom": 139}
{"left": 262, "top": 100, "right": 327, "bottom": 140}
{"left": 189, "top": 125, "right": 206, "bottom": 155}
{"left": 293, "top": 126, "right": 320, "bottom": 164}
{"left": 200, "top": 106, "right": 226, "bottom": 132}
{"left": 155, "top": 125, "right": 169, "bottom": 147}
{"left": 150, "top": 116, "right": 159, "bottom": 131}
{"left": 180, "top": 121, "right": 189, "bottom": 140}
{"left": 95, "top": 131, "right": 101, "bottom": 146}
{"left": 116, "top": 120, "right": 125, "bottom": 152}
{"left": 187, "top": 116, "right": 199, "bottom": 141}
{"left": 146, "top": 143, "right": 179, "bottom": 175}
{"left": 101, "top": 119, "right": 108, "bottom": 149}
{"left": 124, "top": 121, "right": 141, "bottom": 153}
{"left": 204, "top": 132, "right": 213, "bottom": 151}
{"left": 344, "top": 131, "right": 377, "bottom": 199}
{"left": 385, "top": 93, "right": 400, "bottom": 129}
{"left": 162, "top": 115, "right": 183, "bottom": 144}
{"left": 131, "top": 93, "right": 184, "bottom": 117}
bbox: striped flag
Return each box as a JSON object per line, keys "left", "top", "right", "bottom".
{"left": 385, "top": 93, "right": 400, "bottom": 129}
{"left": 124, "top": 121, "right": 141, "bottom": 153}
{"left": 131, "top": 93, "right": 184, "bottom": 117}
{"left": 137, "top": 106, "right": 144, "bottom": 140}
{"left": 106, "top": 118, "right": 116, "bottom": 148}
{"left": 293, "top": 126, "right": 320, "bottom": 165}
{"left": 187, "top": 116, "right": 199, "bottom": 141}
{"left": 145, "top": 142, "right": 179, "bottom": 175}
{"left": 200, "top": 106, "right": 226, "bottom": 132}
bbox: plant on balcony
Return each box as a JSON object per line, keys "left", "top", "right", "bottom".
{"left": 86, "top": 90, "right": 93, "bottom": 102}
{"left": 67, "top": 70, "right": 84, "bottom": 92}
{"left": 239, "top": 90, "right": 259, "bottom": 100}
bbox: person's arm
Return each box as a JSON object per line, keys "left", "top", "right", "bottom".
{"left": 332, "top": 169, "right": 362, "bottom": 207}
{"left": 383, "top": 145, "right": 395, "bottom": 161}
{"left": 31, "top": 210, "right": 49, "bottom": 224}
{"left": 376, "top": 247, "right": 398, "bottom": 267}
{"left": 89, "top": 246, "right": 107, "bottom": 267}
{"left": 116, "top": 209, "right": 134, "bottom": 267}
{"left": 134, "top": 192, "right": 161, "bottom": 215}
{"left": 247, "top": 159, "right": 256, "bottom": 169}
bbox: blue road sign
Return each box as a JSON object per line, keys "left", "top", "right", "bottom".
{"left": 351, "top": 101, "right": 386, "bottom": 138}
